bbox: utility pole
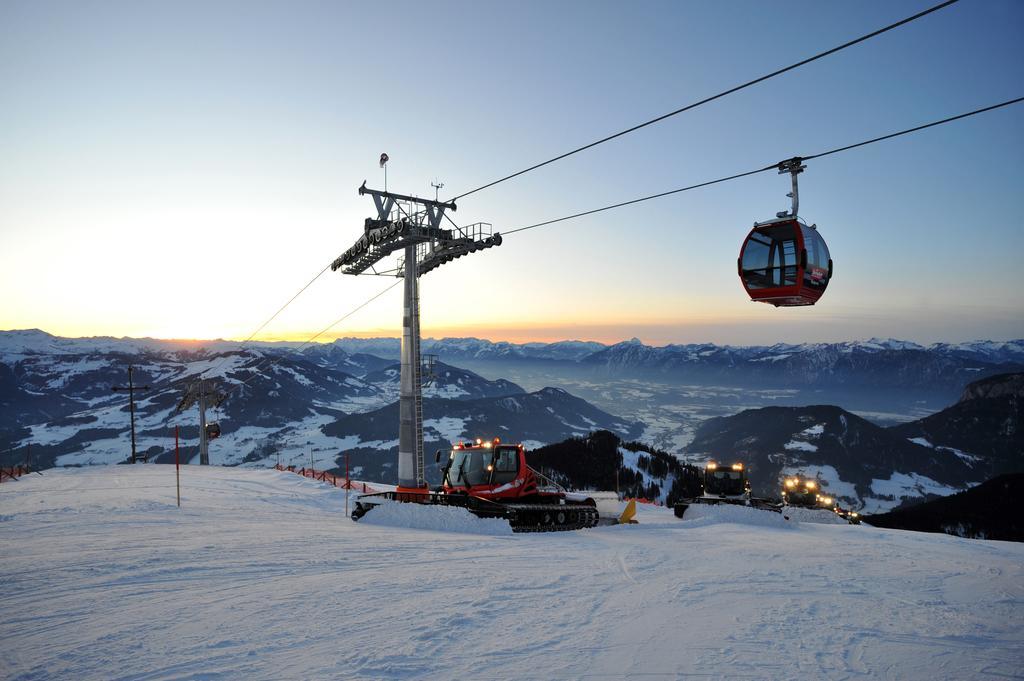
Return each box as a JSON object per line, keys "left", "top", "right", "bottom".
{"left": 24, "top": 443, "right": 40, "bottom": 476}
{"left": 331, "top": 180, "right": 500, "bottom": 492}
{"left": 175, "top": 425, "right": 181, "bottom": 507}
{"left": 112, "top": 365, "right": 152, "bottom": 464}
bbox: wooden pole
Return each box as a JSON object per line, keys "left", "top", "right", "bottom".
{"left": 26, "top": 443, "right": 41, "bottom": 476}
{"left": 128, "top": 366, "right": 137, "bottom": 463}
{"left": 175, "top": 426, "right": 181, "bottom": 508}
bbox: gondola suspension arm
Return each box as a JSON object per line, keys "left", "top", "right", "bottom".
{"left": 776, "top": 157, "right": 806, "bottom": 219}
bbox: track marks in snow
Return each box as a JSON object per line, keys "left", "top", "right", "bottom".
{"left": 2, "top": 468, "right": 1022, "bottom": 680}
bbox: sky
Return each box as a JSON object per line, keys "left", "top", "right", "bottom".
{"left": 1, "top": 0, "right": 1022, "bottom": 347}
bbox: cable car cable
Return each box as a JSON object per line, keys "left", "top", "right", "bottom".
{"left": 189, "top": 0, "right": 967, "bottom": 382}
{"left": 180, "top": 94, "right": 1021, "bottom": 410}
{"left": 225, "top": 279, "right": 403, "bottom": 396}
{"left": 448, "top": 0, "right": 962, "bottom": 203}
{"left": 501, "top": 96, "right": 1023, "bottom": 237}
{"left": 164, "top": 275, "right": 399, "bottom": 426}
{"left": 235, "top": 262, "right": 334, "bottom": 348}
{"left": 801, "top": 96, "right": 1024, "bottom": 162}
{"left": 198, "top": 261, "right": 334, "bottom": 380}
{"left": 228, "top": 278, "right": 401, "bottom": 394}
{"left": 502, "top": 166, "right": 776, "bottom": 236}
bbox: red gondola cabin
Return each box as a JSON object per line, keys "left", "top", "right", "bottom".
{"left": 738, "top": 218, "right": 832, "bottom": 307}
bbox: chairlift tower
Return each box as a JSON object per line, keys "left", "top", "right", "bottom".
{"left": 175, "top": 379, "right": 225, "bottom": 465}
{"left": 332, "top": 182, "right": 501, "bottom": 490}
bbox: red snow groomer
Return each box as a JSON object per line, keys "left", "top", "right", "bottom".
{"left": 351, "top": 438, "right": 608, "bottom": 532}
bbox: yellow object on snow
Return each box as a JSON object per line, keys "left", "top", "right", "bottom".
{"left": 618, "top": 499, "right": 638, "bottom": 525}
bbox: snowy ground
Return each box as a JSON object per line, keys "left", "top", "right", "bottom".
{"left": 2, "top": 467, "right": 1022, "bottom": 680}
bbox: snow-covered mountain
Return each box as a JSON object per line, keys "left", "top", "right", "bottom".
{"left": 324, "top": 334, "right": 1024, "bottom": 370}
{"left": 297, "top": 342, "right": 394, "bottom": 377}
{"left": 325, "top": 336, "right": 606, "bottom": 362}
{"left": 259, "top": 333, "right": 1024, "bottom": 408}
{"left": 320, "top": 388, "right": 643, "bottom": 483}
{"left": 361, "top": 361, "right": 524, "bottom": 402}
{"left": 685, "top": 404, "right": 980, "bottom": 513}
{"left": 580, "top": 337, "right": 1024, "bottom": 394}
{"left": 1, "top": 347, "right": 386, "bottom": 468}
{"left": 8, "top": 329, "right": 1023, "bottom": 396}
{"left": 0, "top": 332, "right": 637, "bottom": 474}
{"left": 890, "top": 372, "right": 1023, "bottom": 478}
{"left": 2, "top": 330, "right": 1020, "bottom": 499}
{"left": 7, "top": 329, "right": 1023, "bottom": 367}
{"left": 678, "top": 370, "right": 1024, "bottom": 516}
{"left": 866, "top": 472, "right": 1024, "bottom": 541}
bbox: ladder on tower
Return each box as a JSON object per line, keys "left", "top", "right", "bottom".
{"left": 414, "top": 348, "right": 425, "bottom": 487}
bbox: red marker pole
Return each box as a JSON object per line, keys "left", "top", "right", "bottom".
{"left": 344, "top": 451, "right": 349, "bottom": 518}
{"left": 175, "top": 426, "right": 181, "bottom": 508}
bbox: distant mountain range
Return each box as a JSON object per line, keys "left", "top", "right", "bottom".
{"left": 0, "top": 330, "right": 638, "bottom": 474}
{"left": 288, "top": 335, "right": 1024, "bottom": 413}
{"left": 682, "top": 372, "right": 1022, "bottom": 513}
{"left": 1, "top": 329, "right": 1020, "bottom": 514}
{"left": 6, "top": 329, "right": 1022, "bottom": 380}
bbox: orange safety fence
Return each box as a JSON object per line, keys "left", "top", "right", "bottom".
{"left": 623, "top": 497, "right": 664, "bottom": 506}
{"left": 274, "top": 463, "right": 383, "bottom": 493}
{"left": 0, "top": 466, "right": 31, "bottom": 483}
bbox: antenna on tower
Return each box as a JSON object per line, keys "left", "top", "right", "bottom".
{"left": 431, "top": 180, "right": 444, "bottom": 202}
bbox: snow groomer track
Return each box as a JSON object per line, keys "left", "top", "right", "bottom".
{"left": 2, "top": 466, "right": 1022, "bottom": 680}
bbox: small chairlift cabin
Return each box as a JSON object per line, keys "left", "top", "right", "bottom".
{"left": 205, "top": 423, "right": 221, "bottom": 440}
{"left": 738, "top": 158, "right": 832, "bottom": 306}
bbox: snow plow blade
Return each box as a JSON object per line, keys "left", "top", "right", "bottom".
{"left": 351, "top": 491, "right": 600, "bottom": 532}
{"left": 618, "top": 499, "right": 638, "bottom": 524}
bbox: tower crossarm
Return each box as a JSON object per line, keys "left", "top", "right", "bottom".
{"left": 359, "top": 182, "right": 456, "bottom": 216}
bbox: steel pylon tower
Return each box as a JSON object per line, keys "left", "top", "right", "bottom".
{"left": 332, "top": 182, "right": 500, "bottom": 490}
{"left": 174, "top": 379, "right": 225, "bottom": 465}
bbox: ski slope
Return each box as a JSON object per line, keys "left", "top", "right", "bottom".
{"left": 1, "top": 467, "right": 1022, "bottom": 680}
